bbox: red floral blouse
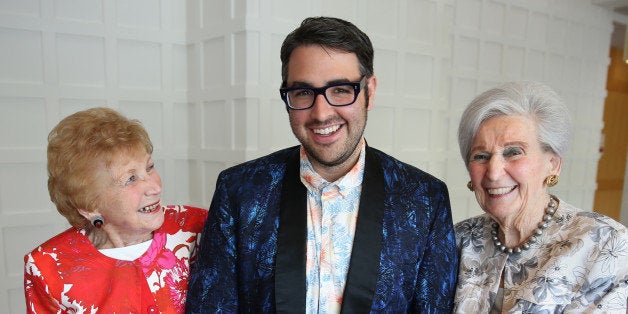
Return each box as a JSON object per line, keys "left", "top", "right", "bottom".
{"left": 24, "top": 205, "right": 208, "bottom": 313}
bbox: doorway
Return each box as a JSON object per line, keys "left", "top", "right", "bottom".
{"left": 594, "top": 21, "right": 628, "bottom": 221}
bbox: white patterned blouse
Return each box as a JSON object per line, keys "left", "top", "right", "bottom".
{"left": 454, "top": 198, "right": 628, "bottom": 313}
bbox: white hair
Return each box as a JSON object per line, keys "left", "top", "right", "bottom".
{"left": 457, "top": 81, "right": 572, "bottom": 167}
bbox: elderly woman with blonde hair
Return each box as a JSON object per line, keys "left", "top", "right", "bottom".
{"left": 24, "top": 107, "right": 207, "bottom": 313}
{"left": 454, "top": 81, "right": 628, "bottom": 312}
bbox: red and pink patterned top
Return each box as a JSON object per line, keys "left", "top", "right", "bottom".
{"left": 24, "top": 205, "right": 208, "bottom": 314}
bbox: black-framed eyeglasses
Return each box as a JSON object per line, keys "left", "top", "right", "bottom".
{"left": 279, "top": 76, "right": 366, "bottom": 110}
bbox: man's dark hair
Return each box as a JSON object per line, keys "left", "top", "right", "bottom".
{"left": 280, "top": 17, "right": 374, "bottom": 85}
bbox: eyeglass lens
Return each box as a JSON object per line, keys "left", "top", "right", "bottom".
{"left": 286, "top": 84, "right": 357, "bottom": 109}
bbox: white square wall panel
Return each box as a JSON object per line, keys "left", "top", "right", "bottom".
{"left": 0, "top": 97, "right": 46, "bottom": 148}
{"left": 233, "top": 31, "right": 260, "bottom": 86}
{"left": 233, "top": 98, "right": 259, "bottom": 151}
{"left": 480, "top": 42, "right": 503, "bottom": 75}
{"left": 450, "top": 78, "right": 477, "bottom": 110}
{"left": 0, "top": 28, "right": 43, "bottom": 84}
{"left": 54, "top": 0, "right": 103, "bottom": 23}
{"left": 0, "top": 162, "right": 49, "bottom": 214}
{"left": 202, "top": 0, "right": 226, "bottom": 28}
{"left": 363, "top": 106, "right": 395, "bottom": 152}
{"left": 172, "top": 102, "right": 196, "bottom": 149}
{"left": 58, "top": 99, "right": 109, "bottom": 118}
{"left": 203, "top": 37, "right": 226, "bottom": 89}
{"left": 401, "top": 108, "right": 430, "bottom": 151}
{"left": 406, "top": 0, "right": 437, "bottom": 44}
{"left": 525, "top": 50, "right": 545, "bottom": 81}
{"left": 505, "top": 6, "right": 528, "bottom": 40}
{"left": 455, "top": 0, "right": 481, "bottom": 31}
{"left": 403, "top": 53, "right": 433, "bottom": 99}
{"left": 117, "top": 40, "right": 162, "bottom": 89}
{"left": 118, "top": 101, "right": 165, "bottom": 148}
{"left": 373, "top": 49, "right": 399, "bottom": 94}
{"left": 173, "top": 44, "right": 192, "bottom": 91}
{"left": 202, "top": 100, "right": 228, "bottom": 149}
{"left": 116, "top": 0, "right": 160, "bottom": 30}
{"left": 172, "top": 159, "right": 193, "bottom": 204}
{"left": 528, "top": 12, "right": 549, "bottom": 45}
{"left": 481, "top": 1, "right": 505, "bottom": 35}
{"left": 0, "top": 0, "right": 39, "bottom": 17}
{"left": 56, "top": 34, "right": 106, "bottom": 87}
{"left": 504, "top": 46, "right": 525, "bottom": 78}
{"left": 366, "top": 0, "right": 399, "bottom": 38}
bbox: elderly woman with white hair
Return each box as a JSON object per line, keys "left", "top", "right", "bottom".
{"left": 453, "top": 81, "right": 628, "bottom": 313}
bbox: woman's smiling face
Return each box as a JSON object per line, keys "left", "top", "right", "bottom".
{"left": 86, "top": 150, "right": 164, "bottom": 246}
{"left": 468, "top": 115, "right": 560, "bottom": 223}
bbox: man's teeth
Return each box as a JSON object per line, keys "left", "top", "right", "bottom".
{"left": 313, "top": 125, "right": 340, "bottom": 135}
{"left": 487, "top": 186, "right": 515, "bottom": 195}
{"left": 139, "top": 203, "right": 159, "bottom": 213}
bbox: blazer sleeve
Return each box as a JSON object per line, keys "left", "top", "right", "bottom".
{"left": 413, "top": 181, "right": 458, "bottom": 313}
{"left": 185, "top": 173, "right": 238, "bottom": 313}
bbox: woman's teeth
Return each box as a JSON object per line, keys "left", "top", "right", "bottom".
{"left": 313, "top": 125, "right": 340, "bottom": 135}
{"left": 139, "top": 203, "right": 160, "bottom": 213}
{"left": 487, "top": 186, "right": 515, "bottom": 195}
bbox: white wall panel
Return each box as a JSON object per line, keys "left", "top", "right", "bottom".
{"left": 58, "top": 98, "right": 107, "bottom": 118}
{"left": 448, "top": 0, "right": 612, "bottom": 221}
{"left": 403, "top": 53, "right": 434, "bottom": 98}
{"left": 56, "top": 34, "right": 106, "bottom": 86}
{"left": 117, "top": 40, "right": 162, "bottom": 89}
{"left": 0, "top": 0, "right": 618, "bottom": 312}
{"left": 173, "top": 44, "right": 192, "bottom": 91}
{"left": 0, "top": 1, "right": 192, "bottom": 310}
{"left": 0, "top": 98, "right": 47, "bottom": 147}
{"left": 119, "top": 101, "right": 165, "bottom": 146}
{"left": 0, "top": 28, "right": 43, "bottom": 83}
{"left": 400, "top": 108, "right": 431, "bottom": 151}
{"left": 116, "top": 0, "right": 160, "bottom": 30}
{"left": 0, "top": 0, "right": 39, "bottom": 16}
{"left": 203, "top": 100, "right": 229, "bottom": 149}
{"left": 54, "top": 0, "right": 103, "bottom": 23}
{"left": 233, "top": 97, "right": 259, "bottom": 151}
{"left": 202, "top": 37, "right": 226, "bottom": 89}
{"left": 0, "top": 162, "right": 49, "bottom": 214}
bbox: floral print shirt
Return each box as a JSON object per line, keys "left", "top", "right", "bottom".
{"left": 24, "top": 205, "right": 207, "bottom": 314}
{"left": 300, "top": 143, "right": 365, "bottom": 313}
{"left": 454, "top": 198, "right": 628, "bottom": 313}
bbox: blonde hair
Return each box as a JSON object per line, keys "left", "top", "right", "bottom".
{"left": 47, "top": 107, "right": 153, "bottom": 227}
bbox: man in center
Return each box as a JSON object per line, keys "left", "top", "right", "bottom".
{"left": 186, "top": 16, "right": 457, "bottom": 313}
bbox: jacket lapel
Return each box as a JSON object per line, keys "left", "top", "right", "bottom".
{"left": 274, "top": 146, "right": 385, "bottom": 313}
{"left": 340, "top": 146, "right": 385, "bottom": 313}
{"left": 275, "top": 148, "right": 307, "bottom": 313}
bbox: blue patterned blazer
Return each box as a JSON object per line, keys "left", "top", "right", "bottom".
{"left": 186, "top": 145, "right": 458, "bottom": 313}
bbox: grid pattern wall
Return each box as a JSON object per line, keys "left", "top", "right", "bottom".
{"left": 0, "top": 1, "right": 195, "bottom": 312}
{"left": 447, "top": 0, "right": 612, "bottom": 222}
{"left": 0, "top": 0, "right": 615, "bottom": 312}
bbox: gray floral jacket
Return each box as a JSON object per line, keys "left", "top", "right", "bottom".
{"left": 454, "top": 198, "right": 628, "bottom": 313}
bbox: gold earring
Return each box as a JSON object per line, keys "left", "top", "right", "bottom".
{"left": 545, "top": 175, "right": 559, "bottom": 187}
{"left": 467, "top": 181, "right": 474, "bottom": 191}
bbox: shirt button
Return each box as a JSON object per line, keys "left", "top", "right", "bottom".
{"left": 147, "top": 305, "right": 158, "bottom": 313}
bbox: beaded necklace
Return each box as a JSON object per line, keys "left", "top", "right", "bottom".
{"left": 491, "top": 195, "right": 558, "bottom": 255}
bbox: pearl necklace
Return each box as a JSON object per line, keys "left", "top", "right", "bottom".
{"left": 491, "top": 195, "right": 558, "bottom": 255}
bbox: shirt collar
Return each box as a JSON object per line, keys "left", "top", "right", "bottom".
{"left": 299, "top": 140, "right": 366, "bottom": 195}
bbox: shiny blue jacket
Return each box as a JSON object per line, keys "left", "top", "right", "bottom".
{"left": 186, "top": 145, "right": 458, "bottom": 313}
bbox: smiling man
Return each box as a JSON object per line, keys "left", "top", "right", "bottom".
{"left": 186, "top": 16, "right": 458, "bottom": 313}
